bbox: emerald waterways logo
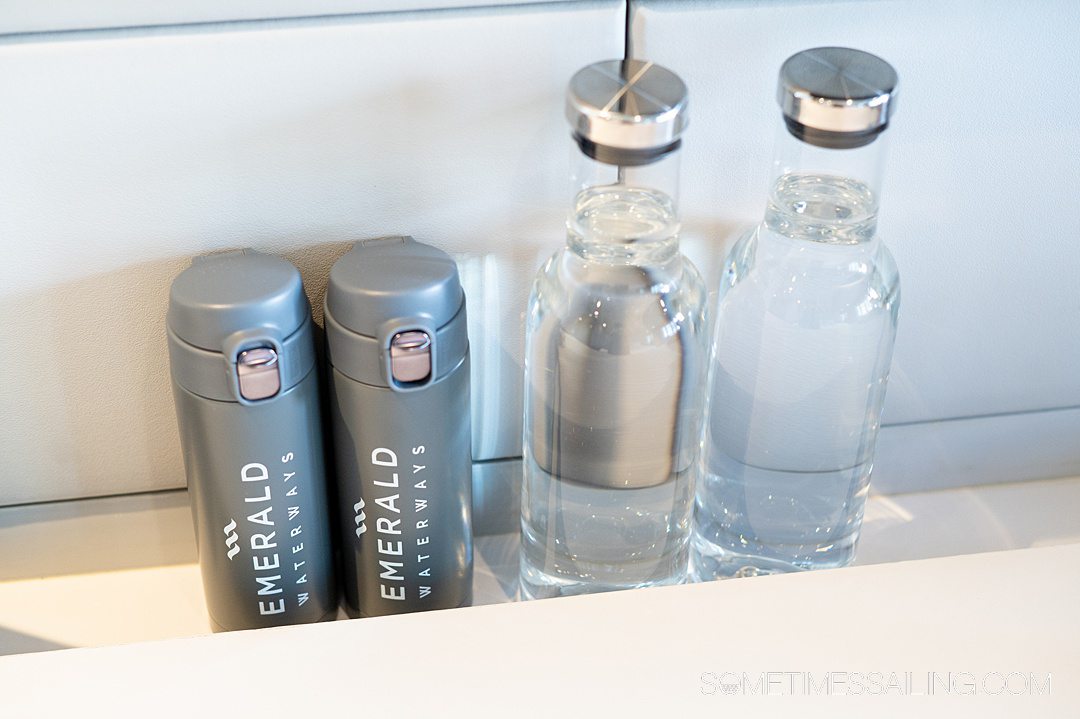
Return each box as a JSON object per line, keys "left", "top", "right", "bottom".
{"left": 354, "top": 498, "right": 367, "bottom": 537}
{"left": 223, "top": 519, "right": 240, "bottom": 560}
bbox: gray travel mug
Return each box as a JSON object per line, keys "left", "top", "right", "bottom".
{"left": 168, "top": 250, "right": 337, "bottom": 631}
{"left": 325, "top": 236, "right": 473, "bottom": 617}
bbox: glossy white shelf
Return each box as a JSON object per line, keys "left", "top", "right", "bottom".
{"left": 1, "top": 474, "right": 1078, "bottom": 656}
{"left": 0, "top": 542, "right": 1076, "bottom": 717}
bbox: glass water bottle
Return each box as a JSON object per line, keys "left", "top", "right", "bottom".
{"left": 693, "top": 47, "right": 901, "bottom": 579}
{"left": 520, "top": 60, "right": 707, "bottom": 599}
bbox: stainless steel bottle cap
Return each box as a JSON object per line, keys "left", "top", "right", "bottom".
{"left": 567, "top": 59, "right": 688, "bottom": 165}
{"left": 778, "top": 47, "right": 898, "bottom": 149}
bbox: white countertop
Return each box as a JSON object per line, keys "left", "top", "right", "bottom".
{"left": 0, "top": 475, "right": 1078, "bottom": 656}
{"left": 0, "top": 541, "right": 1076, "bottom": 717}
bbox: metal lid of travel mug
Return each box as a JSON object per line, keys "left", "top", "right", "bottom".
{"left": 324, "top": 236, "right": 467, "bottom": 391}
{"left": 566, "top": 58, "right": 688, "bottom": 165}
{"left": 778, "top": 46, "right": 898, "bottom": 149}
{"left": 167, "top": 250, "right": 316, "bottom": 403}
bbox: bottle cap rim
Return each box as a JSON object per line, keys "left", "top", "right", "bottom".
{"left": 566, "top": 59, "right": 689, "bottom": 156}
{"left": 778, "top": 47, "right": 898, "bottom": 140}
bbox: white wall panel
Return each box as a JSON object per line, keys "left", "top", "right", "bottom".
{"left": 873, "top": 407, "right": 1080, "bottom": 494}
{"left": 3, "top": 0, "right": 1075, "bottom": 506}
{"left": 0, "top": 3, "right": 625, "bottom": 505}
{"left": 632, "top": 0, "right": 1080, "bottom": 430}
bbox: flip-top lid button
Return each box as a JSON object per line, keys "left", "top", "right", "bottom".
{"left": 237, "top": 347, "right": 281, "bottom": 400}
{"left": 390, "top": 331, "right": 431, "bottom": 384}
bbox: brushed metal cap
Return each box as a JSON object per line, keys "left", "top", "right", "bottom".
{"left": 567, "top": 59, "right": 688, "bottom": 164}
{"left": 778, "top": 47, "right": 898, "bottom": 148}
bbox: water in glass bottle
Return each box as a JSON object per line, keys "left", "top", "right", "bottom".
{"left": 521, "top": 60, "right": 708, "bottom": 598}
{"left": 693, "top": 47, "right": 901, "bottom": 579}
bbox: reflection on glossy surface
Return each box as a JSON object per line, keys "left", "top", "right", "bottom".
{"left": 1, "top": 473, "right": 1079, "bottom": 656}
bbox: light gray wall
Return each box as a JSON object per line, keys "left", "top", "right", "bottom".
{"left": 633, "top": 0, "right": 1080, "bottom": 491}
{"left": 0, "top": 3, "right": 625, "bottom": 504}
{"left": 1, "top": 0, "right": 1077, "bottom": 506}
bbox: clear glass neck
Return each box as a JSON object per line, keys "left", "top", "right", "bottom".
{"left": 567, "top": 143, "right": 682, "bottom": 264}
{"left": 764, "top": 120, "right": 889, "bottom": 245}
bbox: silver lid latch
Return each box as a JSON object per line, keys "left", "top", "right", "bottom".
{"left": 390, "top": 331, "right": 432, "bottom": 384}
{"left": 237, "top": 347, "right": 281, "bottom": 401}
